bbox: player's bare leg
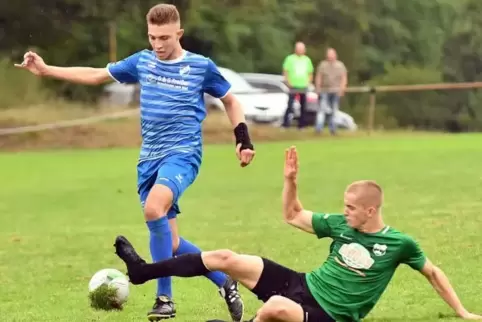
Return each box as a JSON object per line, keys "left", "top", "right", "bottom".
{"left": 252, "top": 296, "right": 305, "bottom": 322}
{"left": 207, "top": 296, "right": 305, "bottom": 322}
{"left": 115, "top": 236, "right": 307, "bottom": 322}
{"left": 115, "top": 236, "right": 260, "bottom": 287}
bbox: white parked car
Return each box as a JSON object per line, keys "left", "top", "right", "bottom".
{"left": 102, "top": 82, "right": 137, "bottom": 106}
{"left": 205, "top": 67, "right": 289, "bottom": 124}
{"left": 240, "top": 73, "right": 358, "bottom": 131}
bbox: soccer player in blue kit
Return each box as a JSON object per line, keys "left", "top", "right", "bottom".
{"left": 15, "top": 3, "right": 255, "bottom": 321}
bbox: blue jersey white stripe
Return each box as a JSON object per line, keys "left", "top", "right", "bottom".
{"left": 107, "top": 50, "right": 231, "bottom": 164}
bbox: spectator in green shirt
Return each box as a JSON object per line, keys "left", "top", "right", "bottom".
{"left": 282, "top": 42, "right": 314, "bottom": 129}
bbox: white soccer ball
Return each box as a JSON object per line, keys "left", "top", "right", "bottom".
{"left": 88, "top": 268, "right": 130, "bottom": 305}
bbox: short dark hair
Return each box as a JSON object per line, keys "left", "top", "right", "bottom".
{"left": 146, "top": 4, "right": 180, "bottom": 25}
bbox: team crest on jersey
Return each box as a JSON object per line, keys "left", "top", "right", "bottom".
{"left": 338, "top": 243, "right": 374, "bottom": 270}
{"left": 179, "top": 65, "right": 190, "bottom": 77}
{"left": 373, "top": 243, "right": 387, "bottom": 256}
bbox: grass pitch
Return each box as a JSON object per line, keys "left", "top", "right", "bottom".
{"left": 1, "top": 133, "right": 481, "bottom": 321}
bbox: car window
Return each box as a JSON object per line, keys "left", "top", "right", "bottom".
{"left": 246, "top": 81, "right": 285, "bottom": 93}
{"left": 218, "top": 68, "right": 255, "bottom": 93}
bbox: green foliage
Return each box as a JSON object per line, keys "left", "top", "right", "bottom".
{"left": 370, "top": 65, "right": 446, "bottom": 130}
{"left": 1, "top": 0, "right": 482, "bottom": 131}
{"left": 0, "top": 59, "right": 50, "bottom": 109}
{"left": 440, "top": 0, "right": 482, "bottom": 131}
{"left": 88, "top": 285, "right": 123, "bottom": 311}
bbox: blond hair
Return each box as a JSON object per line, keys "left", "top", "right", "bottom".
{"left": 146, "top": 4, "right": 180, "bottom": 25}
{"left": 346, "top": 180, "right": 383, "bottom": 209}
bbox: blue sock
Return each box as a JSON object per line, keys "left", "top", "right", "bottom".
{"left": 174, "top": 237, "right": 227, "bottom": 288}
{"left": 147, "top": 216, "right": 173, "bottom": 298}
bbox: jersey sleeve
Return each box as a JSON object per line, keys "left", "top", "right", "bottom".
{"left": 311, "top": 213, "right": 345, "bottom": 239}
{"left": 106, "top": 51, "right": 141, "bottom": 84}
{"left": 203, "top": 59, "right": 231, "bottom": 98}
{"left": 340, "top": 62, "right": 348, "bottom": 73}
{"left": 308, "top": 58, "right": 314, "bottom": 74}
{"left": 400, "top": 236, "right": 427, "bottom": 271}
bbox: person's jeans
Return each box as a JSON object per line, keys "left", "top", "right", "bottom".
{"left": 316, "top": 93, "right": 340, "bottom": 133}
{"left": 282, "top": 88, "right": 307, "bottom": 129}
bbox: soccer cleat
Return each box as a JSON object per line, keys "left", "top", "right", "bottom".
{"left": 219, "top": 277, "right": 244, "bottom": 322}
{"left": 113, "top": 235, "right": 147, "bottom": 285}
{"left": 147, "top": 296, "right": 176, "bottom": 321}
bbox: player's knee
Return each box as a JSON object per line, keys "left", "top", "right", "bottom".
{"left": 208, "top": 249, "right": 238, "bottom": 270}
{"left": 144, "top": 186, "right": 173, "bottom": 220}
{"left": 257, "top": 296, "right": 289, "bottom": 320}
{"left": 143, "top": 203, "right": 166, "bottom": 221}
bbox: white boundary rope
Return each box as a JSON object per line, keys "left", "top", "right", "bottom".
{"left": 0, "top": 108, "right": 139, "bottom": 136}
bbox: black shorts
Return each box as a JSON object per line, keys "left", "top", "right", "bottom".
{"left": 251, "top": 257, "right": 335, "bottom": 322}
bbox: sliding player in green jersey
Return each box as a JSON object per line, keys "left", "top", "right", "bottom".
{"left": 114, "top": 146, "right": 481, "bottom": 322}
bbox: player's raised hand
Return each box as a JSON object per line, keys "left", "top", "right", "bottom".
{"left": 236, "top": 143, "right": 255, "bottom": 167}
{"left": 14, "top": 51, "right": 48, "bottom": 76}
{"left": 284, "top": 146, "right": 298, "bottom": 181}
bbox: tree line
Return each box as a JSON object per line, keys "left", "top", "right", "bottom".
{"left": 1, "top": 0, "right": 481, "bottom": 131}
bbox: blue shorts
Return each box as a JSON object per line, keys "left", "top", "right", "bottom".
{"left": 137, "top": 154, "right": 199, "bottom": 219}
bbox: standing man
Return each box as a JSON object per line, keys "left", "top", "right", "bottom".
{"left": 315, "top": 48, "right": 347, "bottom": 135}
{"left": 15, "top": 3, "right": 253, "bottom": 321}
{"left": 281, "top": 42, "right": 314, "bottom": 129}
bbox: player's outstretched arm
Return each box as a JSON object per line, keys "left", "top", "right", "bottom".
{"left": 220, "top": 92, "right": 246, "bottom": 129}
{"left": 203, "top": 59, "right": 255, "bottom": 167}
{"left": 15, "top": 51, "right": 111, "bottom": 85}
{"left": 420, "top": 259, "right": 482, "bottom": 320}
{"left": 282, "top": 146, "right": 314, "bottom": 234}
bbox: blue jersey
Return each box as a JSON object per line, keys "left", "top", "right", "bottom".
{"left": 106, "top": 50, "right": 231, "bottom": 164}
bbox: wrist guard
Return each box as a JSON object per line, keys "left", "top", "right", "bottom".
{"left": 234, "top": 122, "right": 254, "bottom": 151}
